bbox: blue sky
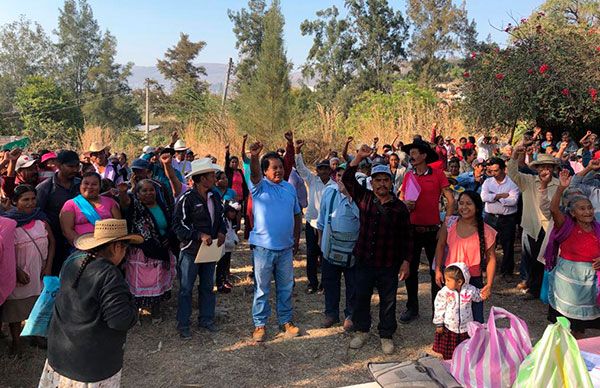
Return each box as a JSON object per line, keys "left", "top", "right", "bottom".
{"left": 0, "top": 0, "right": 544, "bottom": 68}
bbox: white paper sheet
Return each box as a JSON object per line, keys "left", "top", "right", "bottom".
{"left": 194, "top": 242, "right": 224, "bottom": 263}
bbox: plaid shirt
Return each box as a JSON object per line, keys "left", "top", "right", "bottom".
{"left": 342, "top": 165, "right": 413, "bottom": 269}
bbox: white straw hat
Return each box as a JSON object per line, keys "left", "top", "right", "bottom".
{"left": 185, "top": 158, "right": 222, "bottom": 179}
{"left": 74, "top": 219, "right": 143, "bottom": 251}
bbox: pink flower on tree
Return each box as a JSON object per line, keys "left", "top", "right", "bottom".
{"left": 520, "top": 18, "right": 528, "bottom": 23}
{"left": 527, "top": 68, "right": 534, "bottom": 75}
{"left": 496, "top": 73, "right": 505, "bottom": 80}
{"left": 590, "top": 88, "right": 598, "bottom": 101}
{"left": 561, "top": 88, "right": 570, "bottom": 96}
{"left": 463, "top": 72, "right": 471, "bottom": 78}
{"left": 539, "top": 64, "right": 549, "bottom": 74}
{"left": 470, "top": 52, "right": 477, "bottom": 59}
{"left": 504, "top": 23, "right": 512, "bottom": 32}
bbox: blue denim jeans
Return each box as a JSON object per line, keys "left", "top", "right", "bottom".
{"left": 176, "top": 251, "right": 216, "bottom": 330}
{"left": 470, "top": 276, "right": 484, "bottom": 323}
{"left": 252, "top": 246, "right": 294, "bottom": 327}
{"left": 322, "top": 259, "right": 356, "bottom": 321}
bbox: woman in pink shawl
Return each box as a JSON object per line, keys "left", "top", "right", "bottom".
{"left": 0, "top": 216, "right": 17, "bottom": 306}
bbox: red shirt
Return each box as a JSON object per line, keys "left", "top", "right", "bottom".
{"left": 401, "top": 168, "right": 449, "bottom": 226}
{"left": 464, "top": 142, "right": 475, "bottom": 150}
{"left": 560, "top": 224, "right": 600, "bottom": 263}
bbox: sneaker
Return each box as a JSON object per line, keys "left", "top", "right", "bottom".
{"left": 343, "top": 318, "right": 354, "bottom": 332}
{"left": 252, "top": 326, "right": 266, "bottom": 342}
{"left": 282, "top": 322, "right": 300, "bottom": 338}
{"left": 322, "top": 316, "right": 339, "bottom": 328}
{"left": 179, "top": 327, "right": 192, "bottom": 340}
{"left": 224, "top": 280, "right": 234, "bottom": 289}
{"left": 381, "top": 338, "right": 395, "bottom": 355}
{"left": 198, "top": 323, "right": 218, "bottom": 333}
{"left": 399, "top": 310, "right": 419, "bottom": 324}
{"left": 306, "top": 285, "right": 317, "bottom": 294}
{"left": 349, "top": 332, "right": 368, "bottom": 349}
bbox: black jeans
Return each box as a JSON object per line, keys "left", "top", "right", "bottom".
{"left": 216, "top": 252, "right": 231, "bottom": 288}
{"left": 322, "top": 259, "right": 356, "bottom": 321}
{"left": 305, "top": 223, "right": 321, "bottom": 289}
{"left": 353, "top": 264, "right": 399, "bottom": 339}
{"left": 484, "top": 213, "right": 517, "bottom": 275}
{"left": 523, "top": 229, "right": 546, "bottom": 297}
{"left": 405, "top": 228, "right": 439, "bottom": 315}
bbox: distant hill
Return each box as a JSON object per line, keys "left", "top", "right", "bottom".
{"left": 128, "top": 63, "right": 313, "bottom": 94}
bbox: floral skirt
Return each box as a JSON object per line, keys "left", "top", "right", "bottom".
{"left": 432, "top": 326, "right": 470, "bottom": 360}
{"left": 38, "top": 360, "right": 121, "bottom": 388}
{"left": 124, "top": 247, "right": 175, "bottom": 299}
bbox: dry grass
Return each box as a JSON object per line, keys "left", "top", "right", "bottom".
{"left": 2, "top": 238, "right": 597, "bottom": 388}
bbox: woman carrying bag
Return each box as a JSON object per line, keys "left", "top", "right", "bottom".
{"left": 39, "top": 219, "right": 142, "bottom": 387}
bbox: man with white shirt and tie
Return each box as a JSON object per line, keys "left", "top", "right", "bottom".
{"left": 481, "top": 157, "right": 521, "bottom": 277}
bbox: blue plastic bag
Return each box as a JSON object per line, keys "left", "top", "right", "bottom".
{"left": 540, "top": 270, "right": 550, "bottom": 304}
{"left": 21, "top": 276, "right": 60, "bottom": 337}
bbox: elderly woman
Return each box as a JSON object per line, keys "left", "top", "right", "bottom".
{"left": 60, "top": 172, "right": 121, "bottom": 247}
{"left": 117, "top": 179, "right": 176, "bottom": 322}
{"left": 2, "top": 184, "right": 55, "bottom": 353}
{"left": 545, "top": 169, "right": 600, "bottom": 337}
{"left": 39, "top": 219, "right": 141, "bottom": 387}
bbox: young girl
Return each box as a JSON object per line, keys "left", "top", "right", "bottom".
{"left": 432, "top": 263, "right": 482, "bottom": 360}
{"left": 216, "top": 202, "right": 240, "bottom": 293}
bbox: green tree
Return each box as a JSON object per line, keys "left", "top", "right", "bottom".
{"left": 301, "top": 0, "right": 408, "bottom": 113}
{"left": 235, "top": 0, "right": 291, "bottom": 140}
{"left": 300, "top": 6, "right": 354, "bottom": 104}
{"left": 462, "top": 10, "right": 600, "bottom": 137}
{"left": 15, "top": 75, "right": 83, "bottom": 148}
{"left": 82, "top": 31, "right": 139, "bottom": 129}
{"left": 345, "top": 0, "right": 409, "bottom": 93}
{"left": 157, "top": 33, "right": 207, "bottom": 89}
{"left": 0, "top": 17, "right": 56, "bottom": 132}
{"left": 407, "top": 0, "right": 470, "bottom": 86}
{"left": 157, "top": 33, "right": 210, "bottom": 123}
{"left": 54, "top": 0, "right": 102, "bottom": 100}
{"left": 228, "top": 0, "right": 267, "bottom": 88}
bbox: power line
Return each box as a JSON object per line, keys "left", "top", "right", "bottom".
{"left": 1, "top": 88, "right": 134, "bottom": 120}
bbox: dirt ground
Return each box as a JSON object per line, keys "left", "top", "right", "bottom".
{"left": 1, "top": 238, "right": 599, "bottom": 388}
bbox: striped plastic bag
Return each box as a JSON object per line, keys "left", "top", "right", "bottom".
{"left": 513, "top": 317, "right": 593, "bottom": 388}
{"left": 450, "top": 306, "right": 532, "bottom": 388}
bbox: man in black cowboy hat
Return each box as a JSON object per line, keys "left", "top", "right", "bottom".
{"left": 399, "top": 140, "right": 455, "bottom": 323}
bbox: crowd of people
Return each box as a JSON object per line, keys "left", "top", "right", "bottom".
{"left": 0, "top": 126, "right": 599, "bottom": 385}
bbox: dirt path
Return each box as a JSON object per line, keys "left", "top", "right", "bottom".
{"left": 1, "top": 239, "right": 598, "bottom": 387}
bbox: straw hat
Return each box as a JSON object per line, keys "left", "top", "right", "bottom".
{"left": 185, "top": 157, "right": 222, "bottom": 179}
{"left": 88, "top": 141, "right": 110, "bottom": 154}
{"left": 74, "top": 219, "right": 143, "bottom": 251}
{"left": 174, "top": 139, "right": 189, "bottom": 152}
{"left": 529, "top": 154, "right": 559, "bottom": 167}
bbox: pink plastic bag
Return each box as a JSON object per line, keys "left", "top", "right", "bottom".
{"left": 450, "top": 306, "right": 532, "bottom": 388}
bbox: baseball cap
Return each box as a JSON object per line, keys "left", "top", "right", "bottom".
{"left": 142, "top": 145, "right": 156, "bottom": 154}
{"left": 40, "top": 152, "right": 57, "bottom": 164}
{"left": 316, "top": 159, "right": 331, "bottom": 169}
{"left": 56, "top": 150, "right": 80, "bottom": 165}
{"left": 472, "top": 157, "right": 486, "bottom": 168}
{"left": 16, "top": 155, "right": 36, "bottom": 171}
{"left": 371, "top": 164, "right": 392, "bottom": 178}
{"left": 131, "top": 158, "right": 151, "bottom": 171}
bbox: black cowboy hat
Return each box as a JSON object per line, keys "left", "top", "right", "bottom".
{"left": 401, "top": 140, "right": 439, "bottom": 164}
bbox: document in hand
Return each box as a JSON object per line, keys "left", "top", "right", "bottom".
{"left": 403, "top": 172, "right": 421, "bottom": 201}
{"left": 194, "top": 242, "right": 224, "bottom": 263}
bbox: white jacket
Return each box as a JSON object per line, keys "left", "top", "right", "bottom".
{"left": 433, "top": 262, "right": 483, "bottom": 334}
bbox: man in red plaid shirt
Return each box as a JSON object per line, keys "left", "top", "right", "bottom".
{"left": 342, "top": 144, "right": 412, "bottom": 355}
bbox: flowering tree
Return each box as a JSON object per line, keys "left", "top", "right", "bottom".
{"left": 462, "top": 8, "right": 600, "bottom": 139}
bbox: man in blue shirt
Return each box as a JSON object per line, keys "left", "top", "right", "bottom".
{"left": 248, "top": 141, "right": 302, "bottom": 342}
{"left": 456, "top": 157, "right": 487, "bottom": 193}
